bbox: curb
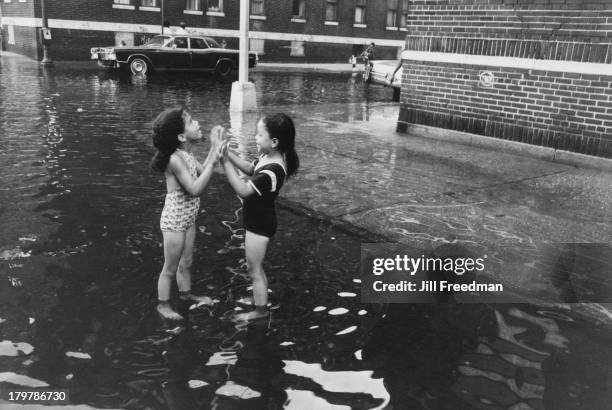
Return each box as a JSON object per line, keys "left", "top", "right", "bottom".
{"left": 402, "top": 123, "right": 612, "bottom": 173}
{"left": 253, "top": 63, "right": 363, "bottom": 74}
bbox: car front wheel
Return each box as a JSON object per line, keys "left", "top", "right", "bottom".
{"left": 215, "top": 60, "right": 233, "bottom": 76}
{"left": 130, "top": 58, "right": 149, "bottom": 76}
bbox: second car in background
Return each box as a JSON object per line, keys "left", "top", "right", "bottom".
{"left": 364, "top": 60, "right": 402, "bottom": 101}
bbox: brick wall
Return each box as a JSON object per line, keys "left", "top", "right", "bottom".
{"left": 397, "top": 0, "right": 612, "bottom": 158}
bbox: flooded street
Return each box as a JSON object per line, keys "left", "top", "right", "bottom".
{"left": 1, "top": 54, "right": 612, "bottom": 409}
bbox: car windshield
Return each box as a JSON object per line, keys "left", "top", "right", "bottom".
{"left": 144, "top": 36, "right": 170, "bottom": 47}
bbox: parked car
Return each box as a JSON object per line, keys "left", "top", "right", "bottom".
{"left": 90, "top": 35, "right": 257, "bottom": 76}
{"left": 364, "top": 60, "right": 402, "bottom": 100}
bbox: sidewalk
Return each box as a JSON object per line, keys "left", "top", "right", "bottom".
{"left": 274, "top": 103, "right": 612, "bottom": 321}
{"left": 254, "top": 62, "right": 363, "bottom": 73}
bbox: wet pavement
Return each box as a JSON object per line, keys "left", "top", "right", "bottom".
{"left": 277, "top": 105, "right": 612, "bottom": 311}
{"left": 1, "top": 53, "right": 612, "bottom": 409}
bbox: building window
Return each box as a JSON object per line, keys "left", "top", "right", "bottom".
{"left": 141, "top": 0, "right": 157, "bottom": 6}
{"left": 251, "top": 0, "right": 264, "bottom": 15}
{"left": 325, "top": 0, "right": 337, "bottom": 21}
{"left": 207, "top": 0, "right": 222, "bottom": 12}
{"left": 114, "top": 0, "right": 132, "bottom": 4}
{"left": 354, "top": 0, "right": 366, "bottom": 24}
{"left": 185, "top": 0, "right": 201, "bottom": 11}
{"left": 386, "top": 0, "right": 397, "bottom": 27}
{"left": 292, "top": 0, "right": 305, "bottom": 17}
{"left": 290, "top": 41, "right": 305, "bottom": 57}
{"left": 250, "top": 38, "right": 265, "bottom": 54}
{"left": 399, "top": 0, "right": 408, "bottom": 27}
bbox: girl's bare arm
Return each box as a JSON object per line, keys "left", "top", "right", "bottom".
{"left": 170, "top": 148, "right": 218, "bottom": 196}
{"left": 194, "top": 159, "right": 204, "bottom": 176}
{"left": 226, "top": 150, "right": 255, "bottom": 175}
{"left": 220, "top": 156, "right": 255, "bottom": 198}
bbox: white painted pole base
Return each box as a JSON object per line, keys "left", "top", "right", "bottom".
{"left": 229, "top": 81, "right": 258, "bottom": 112}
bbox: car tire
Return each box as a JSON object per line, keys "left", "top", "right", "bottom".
{"left": 130, "top": 57, "right": 149, "bottom": 76}
{"left": 215, "top": 60, "right": 233, "bottom": 76}
{"left": 364, "top": 63, "right": 373, "bottom": 83}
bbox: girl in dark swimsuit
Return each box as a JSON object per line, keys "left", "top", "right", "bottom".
{"left": 220, "top": 113, "right": 300, "bottom": 320}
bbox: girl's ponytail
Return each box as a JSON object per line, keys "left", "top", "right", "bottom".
{"left": 150, "top": 107, "right": 185, "bottom": 172}
{"left": 284, "top": 146, "right": 299, "bottom": 178}
{"left": 263, "top": 113, "right": 300, "bottom": 178}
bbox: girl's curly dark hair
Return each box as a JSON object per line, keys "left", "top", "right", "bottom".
{"left": 150, "top": 107, "right": 185, "bottom": 172}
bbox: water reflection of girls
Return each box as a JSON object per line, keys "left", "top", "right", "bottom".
{"left": 212, "top": 320, "right": 286, "bottom": 409}
{"left": 162, "top": 328, "right": 200, "bottom": 410}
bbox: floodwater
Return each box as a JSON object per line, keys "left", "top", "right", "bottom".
{"left": 1, "top": 54, "right": 612, "bottom": 409}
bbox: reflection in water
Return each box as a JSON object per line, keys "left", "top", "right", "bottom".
{"left": 1, "top": 56, "right": 612, "bottom": 410}
{"left": 282, "top": 360, "right": 389, "bottom": 409}
{"left": 212, "top": 320, "right": 285, "bottom": 409}
{"left": 162, "top": 328, "right": 199, "bottom": 410}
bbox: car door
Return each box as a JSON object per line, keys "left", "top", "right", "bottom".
{"left": 141, "top": 36, "right": 168, "bottom": 68}
{"left": 161, "top": 37, "right": 191, "bottom": 69}
{"left": 189, "top": 37, "right": 216, "bottom": 70}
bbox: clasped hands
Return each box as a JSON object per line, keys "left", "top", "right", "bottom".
{"left": 209, "top": 125, "right": 230, "bottom": 162}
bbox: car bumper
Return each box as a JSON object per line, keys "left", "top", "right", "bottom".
{"left": 93, "top": 59, "right": 119, "bottom": 69}
{"left": 91, "top": 48, "right": 119, "bottom": 69}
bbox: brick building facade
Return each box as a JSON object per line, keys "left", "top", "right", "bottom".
{"left": 396, "top": 0, "right": 612, "bottom": 158}
{"left": 0, "top": 0, "right": 407, "bottom": 61}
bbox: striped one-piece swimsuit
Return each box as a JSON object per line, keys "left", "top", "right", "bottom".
{"left": 160, "top": 150, "right": 200, "bottom": 232}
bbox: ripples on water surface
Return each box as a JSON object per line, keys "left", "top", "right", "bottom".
{"left": 1, "top": 55, "right": 611, "bottom": 409}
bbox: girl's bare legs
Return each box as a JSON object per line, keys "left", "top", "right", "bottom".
{"left": 176, "top": 225, "right": 212, "bottom": 305}
{"left": 236, "top": 230, "right": 270, "bottom": 321}
{"left": 158, "top": 231, "right": 186, "bottom": 320}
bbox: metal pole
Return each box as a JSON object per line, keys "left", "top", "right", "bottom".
{"left": 40, "top": 0, "right": 53, "bottom": 65}
{"left": 160, "top": 0, "right": 165, "bottom": 34}
{"left": 238, "top": 0, "right": 249, "bottom": 83}
{"left": 229, "top": 0, "right": 256, "bottom": 111}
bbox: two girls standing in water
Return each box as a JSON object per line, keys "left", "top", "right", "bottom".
{"left": 151, "top": 108, "right": 299, "bottom": 321}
